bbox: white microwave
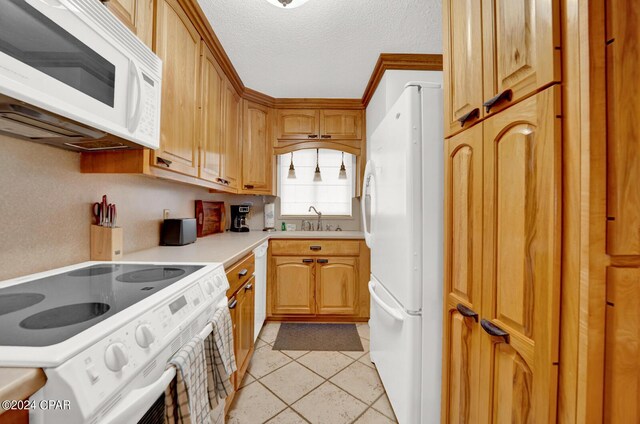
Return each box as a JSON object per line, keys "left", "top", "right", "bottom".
{"left": 0, "top": 0, "right": 162, "bottom": 151}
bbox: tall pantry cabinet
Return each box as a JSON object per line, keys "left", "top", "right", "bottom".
{"left": 441, "top": 0, "right": 561, "bottom": 423}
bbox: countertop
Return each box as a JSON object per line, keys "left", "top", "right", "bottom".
{"left": 0, "top": 230, "right": 363, "bottom": 409}
{"left": 0, "top": 368, "right": 46, "bottom": 415}
{"left": 123, "top": 230, "right": 365, "bottom": 268}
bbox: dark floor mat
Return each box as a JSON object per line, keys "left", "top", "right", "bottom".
{"left": 272, "top": 323, "right": 364, "bottom": 351}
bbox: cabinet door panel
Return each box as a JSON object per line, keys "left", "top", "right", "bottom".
{"left": 442, "top": 125, "right": 483, "bottom": 423}
{"left": 276, "top": 109, "right": 319, "bottom": 140}
{"left": 320, "top": 110, "right": 362, "bottom": 140}
{"left": 443, "top": 0, "right": 484, "bottom": 136}
{"left": 242, "top": 102, "right": 273, "bottom": 194}
{"left": 604, "top": 267, "right": 640, "bottom": 423}
{"left": 480, "top": 87, "right": 560, "bottom": 424}
{"left": 199, "top": 46, "right": 224, "bottom": 184}
{"left": 236, "top": 278, "right": 255, "bottom": 376}
{"left": 222, "top": 82, "right": 241, "bottom": 190}
{"left": 606, "top": 0, "right": 640, "bottom": 255}
{"left": 153, "top": 0, "right": 200, "bottom": 177}
{"left": 271, "top": 257, "right": 315, "bottom": 315}
{"left": 482, "top": 0, "right": 559, "bottom": 115}
{"left": 316, "top": 257, "right": 358, "bottom": 315}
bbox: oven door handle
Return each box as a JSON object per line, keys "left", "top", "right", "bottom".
{"left": 101, "top": 324, "right": 213, "bottom": 424}
{"left": 100, "top": 366, "right": 176, "bottom": 424}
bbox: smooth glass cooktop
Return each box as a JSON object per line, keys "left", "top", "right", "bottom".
{"left": 0, "top": 264, "right": 203, "bottom": 347}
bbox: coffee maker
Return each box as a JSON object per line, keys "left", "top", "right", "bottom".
{"left": 230, "top": 205, "right": 250, "bottom": 232}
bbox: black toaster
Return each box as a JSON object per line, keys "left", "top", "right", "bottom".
{"left": 161, "top": 218, "right": 197, "bottom": 246}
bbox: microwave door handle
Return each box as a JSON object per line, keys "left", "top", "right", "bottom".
{"left": 100, "top": 366, "right": 176, "bottom": 424}
{"left": 126, "top": 60, "right": 143, "bottom": 133}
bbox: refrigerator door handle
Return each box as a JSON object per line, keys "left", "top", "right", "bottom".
{"left": 368, "top": 281, "right": 404, "bottom": 322}
{"left": 362, "top": 160, "right": 375, "bottom": 248}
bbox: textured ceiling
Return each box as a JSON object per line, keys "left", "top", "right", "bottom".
{"left": 197, "top": 0, "right": 442, "bottom": 98}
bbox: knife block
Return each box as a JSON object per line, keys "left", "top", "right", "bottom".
{"left": 90, "top": 225, "right": 123, "bottom": 261}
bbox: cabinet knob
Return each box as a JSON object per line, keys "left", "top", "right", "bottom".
{"left": 456, "top": 303, "right": 478, "bottom": 322}
{"left": 302, "top": 259, "right": 314, "bottom": 263}
{"left": 480, "top": 319, "right": 510, "bottom": 344}
{"left": 238, "top": 268, "right": 248, "bottom": 277}
{"left": 321, "top": 135, "right": 332, "bottom": 139}
{"left": 317, "top": 259, "right": 329, "bottom": 264}
{"left": 457, "top": 108, "right": 480, "bottom": 127}
{"left": 244, "top": 184, "right": 254, "bottom": 189}
{"left": 307, "top": 134, "right": 318, "bottom": 139}
{"left": 244, "top": 283, "right": 253, "bottom": 290}
{"left": 483, "top": 89, "right": 513, "bottom": 114}
{"left": 310, "top": 245, "right": 322, "bottom": 251}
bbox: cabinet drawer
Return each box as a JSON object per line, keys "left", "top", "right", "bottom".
{"left": 226, "top": 253, "right": 255, "bottom": 296}
{"left": 270, "top": 240, "right": 360, "bottom": 256}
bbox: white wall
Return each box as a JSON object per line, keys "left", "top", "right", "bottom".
{"left": 366, "top": 70, "right": 443, "bottom": 161}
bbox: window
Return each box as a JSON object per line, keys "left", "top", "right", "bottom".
{"left": 278, "top": 149, "right": 355, "bottom": 216}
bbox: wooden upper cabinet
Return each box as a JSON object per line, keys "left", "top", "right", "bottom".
{"left": 606, "top": 0, "right": 640, "bottom": 255}
{"left": 315, "top": 257, "right": 358, "bottom": 315}
{"left": 479, "top": 87, "right": 560, "bottom": 424}
{"left": 441, "top": 125, "right": 483, "bottom": 423}
{"left": 481, "top": 0, "right": 560, "bottom": 116}
{"left": 242, "top": 102, "right": 273, "bottom": 194}
{"left": 199, "top": 45, "right": 225, "bottom": 184}
{"left": 320, "top": 110, "right": 362, "bottom": 141}
{"left": 222, "top": 81, "right": 242, "bottom": 191}
{"left": 271, "top": 257, "right": 316, "bottom": 315}
{"left": 105, "top": 0, "right": 154, "bottom": 49}
{"left": 153, "top": 0, "right": 201, "bottom": 177}
{"left": 276, "top": 109, "right": 320, "bottom": 140}
{"left": 604, "top": 267, "right": 640, "bottom": 423}
{"left": 443, "top": 0, "right": 484, "bottom": 136}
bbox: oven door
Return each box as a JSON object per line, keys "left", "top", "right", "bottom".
{"left": 0, "top": 0, "right": 132, "bottom": 138}
{"left": 100, "top": 324, "right": 214, "bottom": 424}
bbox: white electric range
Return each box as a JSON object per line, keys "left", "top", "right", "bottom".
{"left": 0, "top": 261, "right": 230, "bottom": 424}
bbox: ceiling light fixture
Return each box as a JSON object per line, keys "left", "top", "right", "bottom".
{"left": 338, "top": 152, "right": 347, "bottom": 180}
{"left": 265, "top": 0, "right": 310, "bottom": 8}
{"left": 287, "top": 152, "right": 296, "bottom": 179}
{"left": 313, "top": 148, "right": 322, "bottom": 182}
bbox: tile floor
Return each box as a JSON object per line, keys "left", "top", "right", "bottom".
{"left": 227, "top": 322, "right": 398, "bottom": 424}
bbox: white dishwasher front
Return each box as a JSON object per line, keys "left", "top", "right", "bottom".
{"left": 253, "top": 241, "right": 269, "bottom": 341}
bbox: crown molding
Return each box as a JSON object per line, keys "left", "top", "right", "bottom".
{"left": 361, "top": 53, "right": 443, "bottom": 107}
{"left": 180, "top": 1, "right": 442, "bottom": 110}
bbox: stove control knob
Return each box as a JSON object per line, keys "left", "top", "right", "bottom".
{"left": 104, "top": 343, "right": 129, "bottom": 372}
{"left": 206, "top": 281, "right": 215, "bottom": 295}
{"left": 135, "top": 324, "right": 155, "bottom": 348}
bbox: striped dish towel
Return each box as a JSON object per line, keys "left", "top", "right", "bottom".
{"left": 205, "top": 306, "right": 237, "bottom": 408}
{"left": 165, "top": 335, "right": 211, "bottom": 424}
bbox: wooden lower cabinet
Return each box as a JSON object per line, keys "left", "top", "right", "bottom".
{"left": 225, "top": 254, "right": 256, "bottom": 413}
{"left": 442, "top": 87, "right": 561, "bottom": 423}
{"left": 316, "top": 257, "right": 358, "bottom": 315}
{"left": 235, "top": 277, "right": 255, "bottom": 376}
{"left": 271, "top": 256, "right": 316, "bottom": 315}
{"left": 268, "top": 240, "right": 370, "bottom": 320}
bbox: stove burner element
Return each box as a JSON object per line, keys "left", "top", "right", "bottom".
{"left": 68, "top": 265, "right": 118, "bottom": 277}
{"left": 0, "top": 293, "right": 45, "bottom": 316}
{"left": 116, "top": 267, "right": 186, "bottom": 283}
{"left": 19, "top": 303, "right": 110, "bottom": 329}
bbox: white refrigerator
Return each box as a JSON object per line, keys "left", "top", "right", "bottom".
{"left": 362, "top": 82, "right": 443, "bottom": 424}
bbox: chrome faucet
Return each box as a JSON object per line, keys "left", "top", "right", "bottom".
{"left": 308, "top": 206, "right": 323, "bottom": 231}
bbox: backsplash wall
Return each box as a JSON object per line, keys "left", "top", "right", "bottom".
{"left": 0, "top": 135, "right": 265, "bottom": 280}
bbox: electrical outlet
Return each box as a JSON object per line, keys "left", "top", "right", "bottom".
{"left": 163, "top": 209, "right": 170, "bottom": 220}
